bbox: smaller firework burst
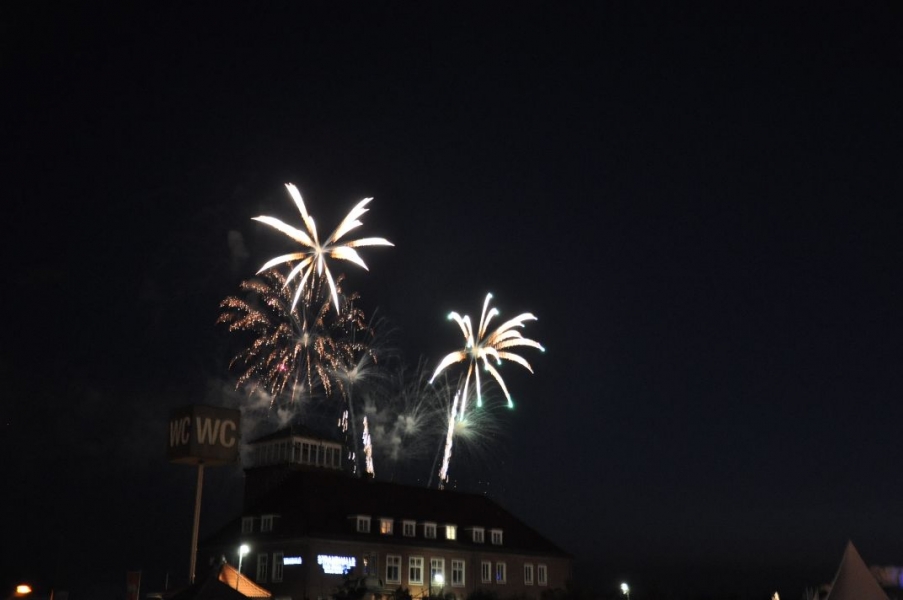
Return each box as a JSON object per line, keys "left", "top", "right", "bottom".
{"left": 430, "top": 293, "right": 544, "bottom": 416}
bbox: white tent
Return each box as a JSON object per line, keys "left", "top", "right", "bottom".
{"left": 824, "top": 541, "right": 889, "bottom": 600}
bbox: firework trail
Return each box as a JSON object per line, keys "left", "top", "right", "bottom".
{"left": 362, "top": 416, "right": 375, "bottom": 477}
{"left": 332, "top": 315, "right": 389, "bottom": 477}
{"left": 252, "top": 183, "right": 393, "bottom": 313}
{"left": 437, "top": 389, "right": 460, "bottom": 485}
{"left": 429, "top": 293, "right": 543, "bottom": 487}
{"left": 218, "top": 269, "right": 363, "bottom": 409}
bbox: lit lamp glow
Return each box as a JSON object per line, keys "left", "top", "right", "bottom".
{"left": 430, "top": 573, "right": 444, "bottom": 597}
{"left": 16, "top": 585, "right": 33, "bottom": 595}
{"left": 236, "top": 544, "right": 250, "bottom": 589}
{"left": 621, "top": 583, "right": 630, "bottom": 600}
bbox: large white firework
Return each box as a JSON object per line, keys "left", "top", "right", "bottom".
{"left": 253, "top": 183, "right": 393, "bottom": 312}
{"left": 429, "top": 293, "right": 544, "bottom": 419}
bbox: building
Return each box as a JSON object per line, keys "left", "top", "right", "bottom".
{"left": 201, "top": 427, "right": 572, "bottom": 600}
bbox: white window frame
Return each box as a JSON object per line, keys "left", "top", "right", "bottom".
{"left": 490, "top": 528, "right": 503, "bottom": 545}
{"left": 445, "top": 524, "right": 457, "bottom": 540}
{"left": 257, "top": 554, "right": 269, "bottom": 582}
{"left": 472, "top": 527, "right": 484, "bottom": 544}
{"left": 241, "top": 517, "right": 254, "bottom": 533}
{"left": 424, "top": 522, "right": 437, "bottom": 539}
{"left": 403, "top": 520, "right": 416, "bottom": 537}
{"left": 386, "top": 555, "right": 402, "bottom": 584}
{"left": 273, "top": 552, "right": 284, "bottom": 583}
{"left": 524, "top": 563, "right": 534, "bottom": 585}
{"left": 451, "top": 559, "right": 465, "bottom": 587}
{"left": 481, "top": 561, "right": 492, "bottom": 584}
{"left": 409, "top": 556, "right": 424, "bottom": 585}
{"left": 495, "top": 562, "right": 506, "bottom": 584}
{"left": 261, "top": 514, "right": 274, "bottom": 532}
{"left": 538, "top": 564, "right": 548, "bottom": 586}
{"left": 380, "top": 518, "right": 394, "bottom": 535}
{"left": 430, "top": 558, "right": 445, "bottom": 586}
{"left": 356, "top": 515, "right": 371, "bottom": 533}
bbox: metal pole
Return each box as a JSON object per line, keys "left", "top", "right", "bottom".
{"left": 189, "top": 462, "right": 205, "bottom": 583}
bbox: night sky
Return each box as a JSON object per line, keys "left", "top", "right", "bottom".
{"left": 3, "top": 4, "right": 902, "bottom": 600}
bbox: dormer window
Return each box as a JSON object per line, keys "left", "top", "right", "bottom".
{"left": 403, "top": 520, "right": 416, "bottom": 537}
{"left": 490, "top": 528, "right": 503, "bottom": 545}
{"left": 445, "top": 525, "right": 457, "bottom": 540}
{"left": 356, "top": 515, "right": 371, "bottom": 533}
{"left": 261, "top": 515, "right": 274, "bottom": 532}
{"left": 472, "top": 527, "right": 484, "bottom": 544}
{"left": 241, "top": 517, "right": 254, "bottom": 533}
{"left": 380, "top": 518, "right": 394, "bottom": 535}
{"left": 423, "top": 522, "right": 437, "bottom": 539}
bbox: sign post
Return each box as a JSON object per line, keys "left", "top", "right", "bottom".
{"left": 167, "top": 405, "right": 241, "bottom": 583}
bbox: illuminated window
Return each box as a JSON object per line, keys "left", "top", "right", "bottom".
{"left": 409, "top": 556, "right": 424, "bottom": 585}
{"left": 356, "top": 515, "right": 371, "bottom": 533}
{"left": 445, "top": 525, "right": 457, "bottom": 540}
{"left": 261, "top": 515, "right": 274, "bottom": 532}
{"left": 386, "top": 555, "right": 401, "bottom": 584}
{"left": 524, "top": 564, "right": 534, "bottom": 585}
{"left": 257, "top": 554, "right": 269, "bottom": 582}
{"left": 451, "top": 559, "right": 465, "bottom": 586}
{"left": 424, "top": 522, "right": 437, "bottom": 539}
{"left": 472, "top": 527, "right": 484, "bottom": 544}
{"left": 490, "top": 529, "right": 503, "bottom": 545}
{"left": 380, "top": 519, "right": 394, "bottom": 535}
{"left": 403, "top": 520, "right": 416, "bottom": 537}
{"left": 481, "top": 561, "right": 491, "bottom": 583}
{"left": 273, "top": 552, "right": 284, "bottom": 582}
{"left": 430, "top": 558, "right": 445, "bottom": 585}
{"left": 495, "top": 562, "right": 506, "bottom": 584}
{"left": 241, "top": 517, "right": 254, "bottom": 533}
{"left": 537, "top": 564, "right": 548, "bottom": 586}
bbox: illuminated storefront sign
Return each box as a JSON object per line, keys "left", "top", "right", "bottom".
{"left": 284, "top": 556, "right": 303, "bottom": 566}
{"left": 317, "top": 555, "right": 356, "bottom": 574}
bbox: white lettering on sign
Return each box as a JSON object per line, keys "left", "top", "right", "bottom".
{"left": 169, "top": 416, "right": 191, "bottom": 447}
{"left": 284, "top": 557, "right": 303, "bottom": 566}
{"left": 195, "top": 417, "right": 238, "bottom": 446}
{"left": 219, "top": 419, "right": 237, "bottom": 447}
{"left": 317, "top": 555, "right": 356, "bottom": 575}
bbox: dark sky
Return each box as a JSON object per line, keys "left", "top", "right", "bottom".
{"left": 3, "top": 4, "right": 902, "bottom": 600}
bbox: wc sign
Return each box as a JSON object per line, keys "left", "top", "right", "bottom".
{"left": 167, "top": 405, "right": 241, "bottom": 466}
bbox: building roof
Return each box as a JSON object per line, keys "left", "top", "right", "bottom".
{"left": 204, "top": 467, "right": 570, "bottom": 558}
{"left": 250, "top": 423, "right": 344, "bottom": 445}
{"left": 164, "top": 561, "right": 272, "bottom": 599}
{"left": 825, "top": 542, "right": 890, "bottom": 600}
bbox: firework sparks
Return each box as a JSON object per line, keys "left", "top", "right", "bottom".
{"left": 429, "top": 293, "right": 544, "bottom": 416}
{"left": 218, "top": 269, "right": 363, "bottom": 405}
{"left": 253, "top": 184, "right": 393, "bottom": 312}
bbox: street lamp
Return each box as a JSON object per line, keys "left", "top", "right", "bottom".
{"left": 237, "top": 544, "right": 250, "bottom": 589}
{"left": 621, "top": 583, "right": 630, "bottom": 600}
{"left": 431, "top": 573, "right": 444, "bottom": 597}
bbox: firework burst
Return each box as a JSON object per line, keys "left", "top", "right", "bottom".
{"left": 253, "top": 184, "right": 393, "bottom": 313}
{"left": 218, "top": 269, "right": 364, "bottom": 407}
{"left": 429, "top": 293, "right": 544, "bottom": 416}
